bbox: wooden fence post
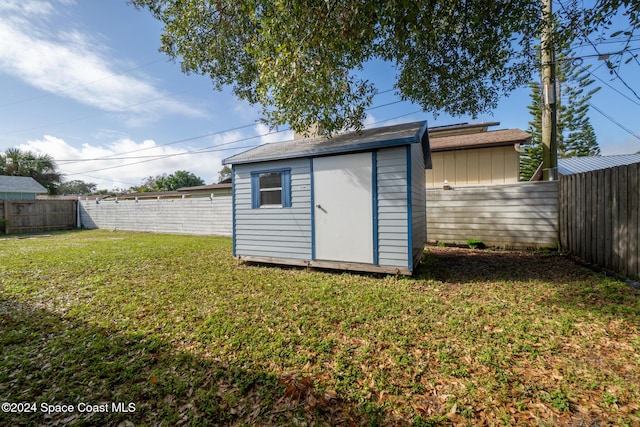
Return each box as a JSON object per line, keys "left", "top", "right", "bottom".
{"left": 2, "top": 200, "right": 9, "bottom": 234}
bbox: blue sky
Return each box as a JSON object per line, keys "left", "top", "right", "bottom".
{"left": 1, "top": 0, "right": 639, "bottom": 190}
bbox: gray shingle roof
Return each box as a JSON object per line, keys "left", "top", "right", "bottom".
{"left": 558, "top": 154, "right": 640, "bottom": 175}
{"left": 223, "top": 121, "right": 429, "bottom": 165}
{"left": 0, "top": 176, "right": 48, "bottom": 193}
{"left": 429, "top": 129, "right": 531, "bottom": 152}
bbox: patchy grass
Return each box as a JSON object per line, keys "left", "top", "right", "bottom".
{"left": 0, "top": 230, "right": 639, "bottom": 426}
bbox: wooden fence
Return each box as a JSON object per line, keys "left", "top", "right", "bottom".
{"left": 559, "top": 163, "right": 639, "bottom": 279}
{"left": 426, "top": 181, "right": 559, "bottom": 248}
{"left": 1, "top": 199, "right": 77, "bottom": 234}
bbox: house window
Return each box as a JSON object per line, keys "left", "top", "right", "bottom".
{"left": 251, "top": 169, "right": 291, "bottom": 208}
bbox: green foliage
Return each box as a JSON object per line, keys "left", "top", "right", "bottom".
{"left": 130, "top": 1, "right": 637, "bottom": 135}
{"left": 467, "top": 239, "right": 486, "bottom": 249}
{"left": 218, "top": 165, "right": 232, "bottom": 183}
{"left": 153, "top": 170, "right": 205, "bottom": 191}
{"left": 0, "top": 148, "right": 62, "bottom": 194}
{"left": 58, "top": 179, "right": 98, "bottom": 195}
{"left": 556, "top": 54, "right": 601, "bottom": 159}
{"left": 521, "top": 43, "right": 601, "bottom": 181}
{"left": 131, "top": 170, "right": 205, "bottom": 192}
{"left": 521, "top": 82, "right": 544, "bottom": 181}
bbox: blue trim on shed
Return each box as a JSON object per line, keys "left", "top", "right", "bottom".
{"left": 231, "top": 165, "right": 237, "bottom": 257}
{"left": 406, "top": 145, "right": 413, "bottom": 272}
{"left": 281, "top": 170, "right": 292, "bottom": 208}
{"left": 310, "top": 158, "right": 316, "bottom": 261}
{"left": 372, "top": 151, "right": 379, "bottom": 265}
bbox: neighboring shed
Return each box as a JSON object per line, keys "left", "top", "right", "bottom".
{"left": 426, "top": 122, "right": 531, "bottom": 188}
{"left": 0, "top": 176, "right": 48, "bottom": 200}
{"left": 558, "top": 154, "right": 640, "bottom": 175}
{"left": 223, "top": 121, "right": 431, "bottom": 275}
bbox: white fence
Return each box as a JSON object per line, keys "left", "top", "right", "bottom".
{"left": 426, "top": 181, "right": 559, "bottom": 248}
{"left": 79, "top": 196, "right": 232, "bottom": 236}
{"left": 79, "top": 183, "right": 559, "bottom": 249}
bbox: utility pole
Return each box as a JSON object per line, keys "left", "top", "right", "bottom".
{"left": 541, "top": 0, "right": 558, "bottom": 180}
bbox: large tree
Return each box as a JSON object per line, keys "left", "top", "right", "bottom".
{"left": 520, "top": 44, "right": 601, "bottom": 181}
{"left": 58, "top": 180, "right": 98, "bottom": 195}
{"left": 130, "top": 170, "right": 206, "bottom": 192}
{"left": 131, "top": 0, "right": 637, "bottom": 135}
{"left": 0, "top": 148, "right": 62, "bottom": 194}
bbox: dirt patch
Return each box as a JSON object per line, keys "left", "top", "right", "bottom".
{"left": 420, "top": 245, "right": 586, "bottom": 283}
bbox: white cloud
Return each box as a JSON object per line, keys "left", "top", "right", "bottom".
{"left": 0, "top": 0, "right": 203, "bottom": 123}
{"left": 254, "top": 123, "right": 294, "bottom": 144}
{"left": 20, "top": 135, "right": 228, "bottom": 190}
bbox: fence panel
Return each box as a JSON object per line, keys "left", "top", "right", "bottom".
{"left": 1, "top": 199, "right": 76, "bottom": 234}
{"left": 559, "top": 163, "right": 640, "bottom": 279}
{"left": 426, "top": 181, "right": 559, "bottom": 248}
{"left": 79, "top": 195, "right": 232, "bottom": 237}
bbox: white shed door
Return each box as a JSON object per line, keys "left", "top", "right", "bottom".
{"left": 314, "top": 152, "right": 373, "bottom": 263}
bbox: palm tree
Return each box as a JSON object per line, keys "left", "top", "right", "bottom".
{"left": 0, "top": 148, "right": 62, "bottom": 194}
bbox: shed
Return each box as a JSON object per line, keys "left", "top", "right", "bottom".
{"left": 0, "top": 176, "right": 48, "bottom": 200}
{"left": 222, "top": 120, "right": 431, "bottom": 275}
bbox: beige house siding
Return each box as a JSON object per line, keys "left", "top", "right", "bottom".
{"left": 426, "top": 145, "right": 520, "bottom": 188}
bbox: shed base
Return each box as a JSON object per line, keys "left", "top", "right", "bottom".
{"left": 236, "top": 255, "right": 413, "bottom": 276}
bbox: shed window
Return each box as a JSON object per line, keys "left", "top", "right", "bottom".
{"left": 251, "top": 169, "right": 291, "bottom": 208}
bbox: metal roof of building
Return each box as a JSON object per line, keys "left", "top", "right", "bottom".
{"left": 0, "top": 176, "right": 48, "bottom": 193}
{"left": 558, "top": 154, "right": 640, "bottom": 175}
{"left": 223, "top": 121, "right": 429, "bottom": 165}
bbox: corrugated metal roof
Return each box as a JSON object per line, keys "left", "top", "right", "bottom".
{"left": 223, "top": 121, "right": 428, "bottom": 165}
{"left": 0, "top": 176, "right": 48, "bottom": 193}
{"left": 558, "top": 154, "right": 640, "bottom": 175}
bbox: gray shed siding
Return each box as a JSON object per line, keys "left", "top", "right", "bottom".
{"left": 233, "top": 158, "right": 312, "bottom": 259}
{"left": 410, "top": 142, "right": 427, "bottom": 265}
{"left": 376, "top": 146, "right": 409, "bottom": 268}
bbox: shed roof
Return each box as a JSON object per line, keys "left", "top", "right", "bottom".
{"left": 557, "top": 154, "right": 640, "bottom": 175}
{"left": 0, "top": 176, "right": 48, "bottom": 193}
{"left": 429, "top": 128, "right": 531, "bottom": 152}
{"left": 223, "top": 121, "right": 429, "bottom": 165}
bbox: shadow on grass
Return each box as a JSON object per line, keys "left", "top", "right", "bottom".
{"left": 416, "top": 246, "right": 640, "bottom": 323}
{"left": 0, "top": 297, "right": 372, "bottom": 426}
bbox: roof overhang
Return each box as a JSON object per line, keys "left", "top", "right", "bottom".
{"left": 429, "top": 129, "right": 531, "bottom": 152}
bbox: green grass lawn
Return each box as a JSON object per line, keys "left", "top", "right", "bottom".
{"left": 1, "top": 230, "right": 639, "bottom": 426}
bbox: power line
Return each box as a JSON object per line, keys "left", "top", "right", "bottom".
{"left": 574, "top": 62, "right": 640, "bottom": 108}
{"left": 588, "top": 102, "right": 640, "bottom": 140}
{"left": 60, "top": 109, "right": 426, "bottom": 184}
{"left": 55, "top": 90, "right": 402, "bottom": 164}
{"left": 55, "top": 123, "right": 259, "bottom": 164}
{"left": 60, "top": 128, "right": 289, "bottom": 176}
{"left": 557, "top": 0, "right": 640, "bottom": 102}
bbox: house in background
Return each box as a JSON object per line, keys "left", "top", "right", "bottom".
{"left": 177, "top": 180, "right": 232, "bottom": 198}
{"left": 426, "top": 122, "right": 531, "bottom": 188}
{"left": 0, "top": 176, "right": 48, "bottom": 200}
{"left": 223, "top": 120, "right": 431, "bottom": 275}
